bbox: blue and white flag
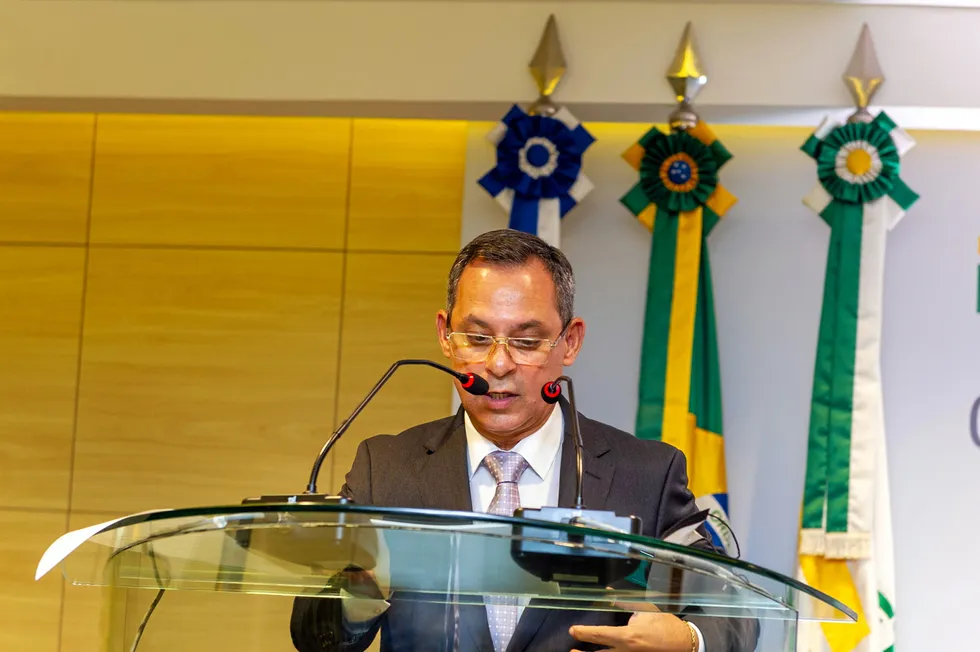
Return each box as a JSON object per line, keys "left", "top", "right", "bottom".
{"left": 478, "top": 104, "right": 595, "bottom": 248}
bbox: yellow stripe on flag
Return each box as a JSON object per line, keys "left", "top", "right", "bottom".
{"left": 637, "top": 204, "right": 657, "bottom": 232}
{"left": 800, "top": 555, "right": 871, "bottom": 652}
{"left": 623, "top": 143, "right": 645, "bottom": 171}
{"left": 662, "top": 208, "right": 702, "bottom": 450}
{"left": 705, "top": 184, "right": 738, "bottom": 218}
{"left": 664, "top": 413, "right": 728, "bottom": 498}
{"left": 687, "top": 121, "right": 718, "bottom": 146}
{"left": 659, "top": 207, "right": 727, "bottom": 497}
{"left": 689, "top": 425, "right": 727, "bottom": 497}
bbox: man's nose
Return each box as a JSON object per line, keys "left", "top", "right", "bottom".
{"left": 485, "top": 340, "right": 517, "bottom": 377}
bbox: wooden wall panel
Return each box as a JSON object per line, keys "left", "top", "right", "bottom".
{"left": 71, "top": 248, "right": 344, "bottom": 513}
{"left": 330, "top": 252, "right": 456, "bottom": 486}
{"left": 0, "top": 114, "right": 465, "bottom": 652}
{"left": 60, "top": 511, "right": 125, "bottom": 652}
{"left": 0, "top": 510, "right": 65, "bottom": 652}
{"left": 347, "top": 120, "right": 466, "bottom": 253}
{"left": 59, "top": 583, "right": 105, "bottom": 652}
{"left": 102, "top": 591, "right": 297, "bottom": 651}
{"left": 0, "top": 113, "right": 94, "bottom": 243}
{"left": 0, "top": 247, "right": 85, "bottom": 510}
{"left": 89, "top": 115, "right": 352, "bottom": 249}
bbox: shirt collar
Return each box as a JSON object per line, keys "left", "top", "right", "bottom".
{"left": 464, "top": 404, "right": 564, "bottom": 480}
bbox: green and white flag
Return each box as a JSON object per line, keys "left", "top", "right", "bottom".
{"left": 796, "top": 111, "right": 917, "bottom": 652}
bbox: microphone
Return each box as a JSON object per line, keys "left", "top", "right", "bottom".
{"left": 305, "top": 359, "right": 488, "bottom": 495}
{"left": 243, "top": 359, "right": 488, "bottom": 504}
{"left": 511, "top": 374, "right": 643, "bottom": 587}
{"left": 540, "top": 377, "right": 584, "bottom": 510}
{"left": 234, "top": 360, "right": 487, "bottom": 572}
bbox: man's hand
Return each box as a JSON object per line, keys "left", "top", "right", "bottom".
{"left": 339, "top": 568, "right": 390, "bottom": 627}
{"left": 569, "top": 610, "right": 695, "bottom": 652}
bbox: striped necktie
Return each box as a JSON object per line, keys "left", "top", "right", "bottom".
{"left": 482, "top": 451, "right": 529, "bottom": 652}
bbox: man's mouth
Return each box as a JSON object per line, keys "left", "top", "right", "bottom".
{"left": 485, "top": 391, "right": 518, "bottom": 404}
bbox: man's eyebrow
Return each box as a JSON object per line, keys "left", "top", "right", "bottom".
{"left": 458, "top": 315, "right": 491, "bottom": 329}
{"left": 513, "top": 320, "right": 545, "bottom": 332}
{"left": 455, "top": 318, "right": 548, "bottom": 334}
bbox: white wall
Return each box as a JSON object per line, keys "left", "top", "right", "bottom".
{"left": 461, "top": 120, "right": 980, "bottom": 651}
{"left": 3, "top": 1, "right": 980, "bottom": 128}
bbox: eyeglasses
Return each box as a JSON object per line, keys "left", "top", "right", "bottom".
{"left": 445, "top": 323, "right": 570, "bottom": 367}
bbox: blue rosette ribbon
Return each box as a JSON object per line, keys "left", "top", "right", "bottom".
{"left": 478, "top": 104, "right": 595, "bottom": 247}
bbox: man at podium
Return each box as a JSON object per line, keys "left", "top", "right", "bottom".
{"left": 291, "top": 230, "right": 759, "bottom": 652}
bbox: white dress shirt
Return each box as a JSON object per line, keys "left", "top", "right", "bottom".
{"left": 463, "top": 406, "right": 705, "bottom": 652}
{"left": 464, "top": 405, "right": 564, "bottom": 515}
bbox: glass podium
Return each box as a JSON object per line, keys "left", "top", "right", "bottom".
{"left": 38, "top": 503, "right": 856, "bottom": 651}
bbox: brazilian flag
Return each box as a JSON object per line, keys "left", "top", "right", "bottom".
{"left": 620, "top": 121, "right": 736, "bottom": 553}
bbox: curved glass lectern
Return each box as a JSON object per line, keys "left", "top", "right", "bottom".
{"left": 38, "top": 504, "right": 856, "bottom": 651}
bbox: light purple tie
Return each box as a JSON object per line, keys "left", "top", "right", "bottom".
{"left": 483, "top": 451, "right": 529, "bottom": 652}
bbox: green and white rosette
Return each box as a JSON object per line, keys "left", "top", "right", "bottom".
{"left": 799, "top": 110, "right": 918, "bottom": 561}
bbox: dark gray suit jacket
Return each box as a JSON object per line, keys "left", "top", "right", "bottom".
{"left": 291, "top": 400, "right": 760, "bottom": 652}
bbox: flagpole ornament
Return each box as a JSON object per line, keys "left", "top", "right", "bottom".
{"left": 527, "top": 14, "right": 566, "bottom": 117}
{"left": 797, "top": 23, "right": 911, "bottom": 652}
{"left": 843, "top": 23, "right": 885, "bottom": 124}
{"left": 477, "top": 14, "right": 595, "bottom": 248}
{"left": 666, "top": 22, "right": 708, "bottom": 132}
{"left": 622, "top": 23, "right": 737, "bottom": 555}
{"left": 801, "top": 23, "right": 917, "bottom": 236}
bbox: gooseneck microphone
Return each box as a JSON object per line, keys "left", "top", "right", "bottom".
{"left": 306, "top": 359, "right": 489, "bottom": 494}
{"left": 541, "top": 376, "right": 584, "bottom": 510}
{"left": 243, "top": 359, "right": 487, "bottom": 505}
{"left": 511, "top": 373, "right": 643, "bottom": 587}
{"left": 234, "top": 361, "right": 487, "bottom": 589}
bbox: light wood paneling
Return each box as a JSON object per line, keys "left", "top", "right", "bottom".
{"left": 0, "top": 113, "right": 94, "bottom": 243}
{"left": 0, "top": 247, "right": 85, "bottom": 510}
{"left": 0, "top": 111, "right": 465, "bottom": 652}
{"left": 72, "top": 248, "right": 344, "bottom": 513}
{"left": 0, "top": 510, "right": 65, "bottom": 652}
{"left": 60, "top": 510, "right": 131, "bottom": 652}
{"left": 347, "top": 120, "right": 466, "bottom": 253}
{"left": 89, "top": 115, "right": 352, "bottom": 249}
{"left": 331, "top": 253, "right": 455, "bottom": 486}
{"left": 59, "top": 584, "right": 105, "bottom": 652}
{"left": 106, "top": 591, "right": 297, "bottom": 651}
{"left": 61, "top": 511, "right": 301, "bottom": 652}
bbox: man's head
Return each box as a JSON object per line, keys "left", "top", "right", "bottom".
{"left": 436, "top": 229, "right": 585, "bottom": 448}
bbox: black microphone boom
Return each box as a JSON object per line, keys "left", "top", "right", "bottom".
{"left": 541, "top": 376, "right": 585, "bottom": 510}
{"left": 235, "top": 360, "right": 487, "bottom": 574}
{"left": 243, "top": 359, "right": 486, "bottom": 505}
{"left": 305, "top": 359, "right": 488, "bottom": 495}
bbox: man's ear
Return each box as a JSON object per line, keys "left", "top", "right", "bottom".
{"left": 561, "top": 317, "right": 586, "bottom": 366}
{"left": 436, "top": 310, "right": 452, "bottom": 359}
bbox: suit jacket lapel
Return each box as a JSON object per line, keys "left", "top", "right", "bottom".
{"left": 417, "top": 408, "right": 473, "bottom": 512}
{"left": 416, "top": 409, "right": 494, "bottom": 651}
{"left": 458, "top": 603, "right": 495, "bottom": 652}
{"left": 508, "top": 398, "right": 615, "bottom": 652}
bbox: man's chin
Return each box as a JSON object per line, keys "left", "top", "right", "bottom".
{"left": 467, "top": 410, "right": 524, "bottom": 437}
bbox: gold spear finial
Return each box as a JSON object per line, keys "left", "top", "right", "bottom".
{"left": 528, "top": 14, "right": 567, "bottom": 116}
{"left": 666, "top": 22, "right": 708, "bottom": 131}
{"left": 843, "top": 23, "right": 885, "bottom": 124}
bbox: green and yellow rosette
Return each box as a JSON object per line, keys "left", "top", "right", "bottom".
{"left": 621, "top": 123, "right": 736, "bottom": 232}
{"left": 620, "top": 122, "right": 736, "bottom": 552}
